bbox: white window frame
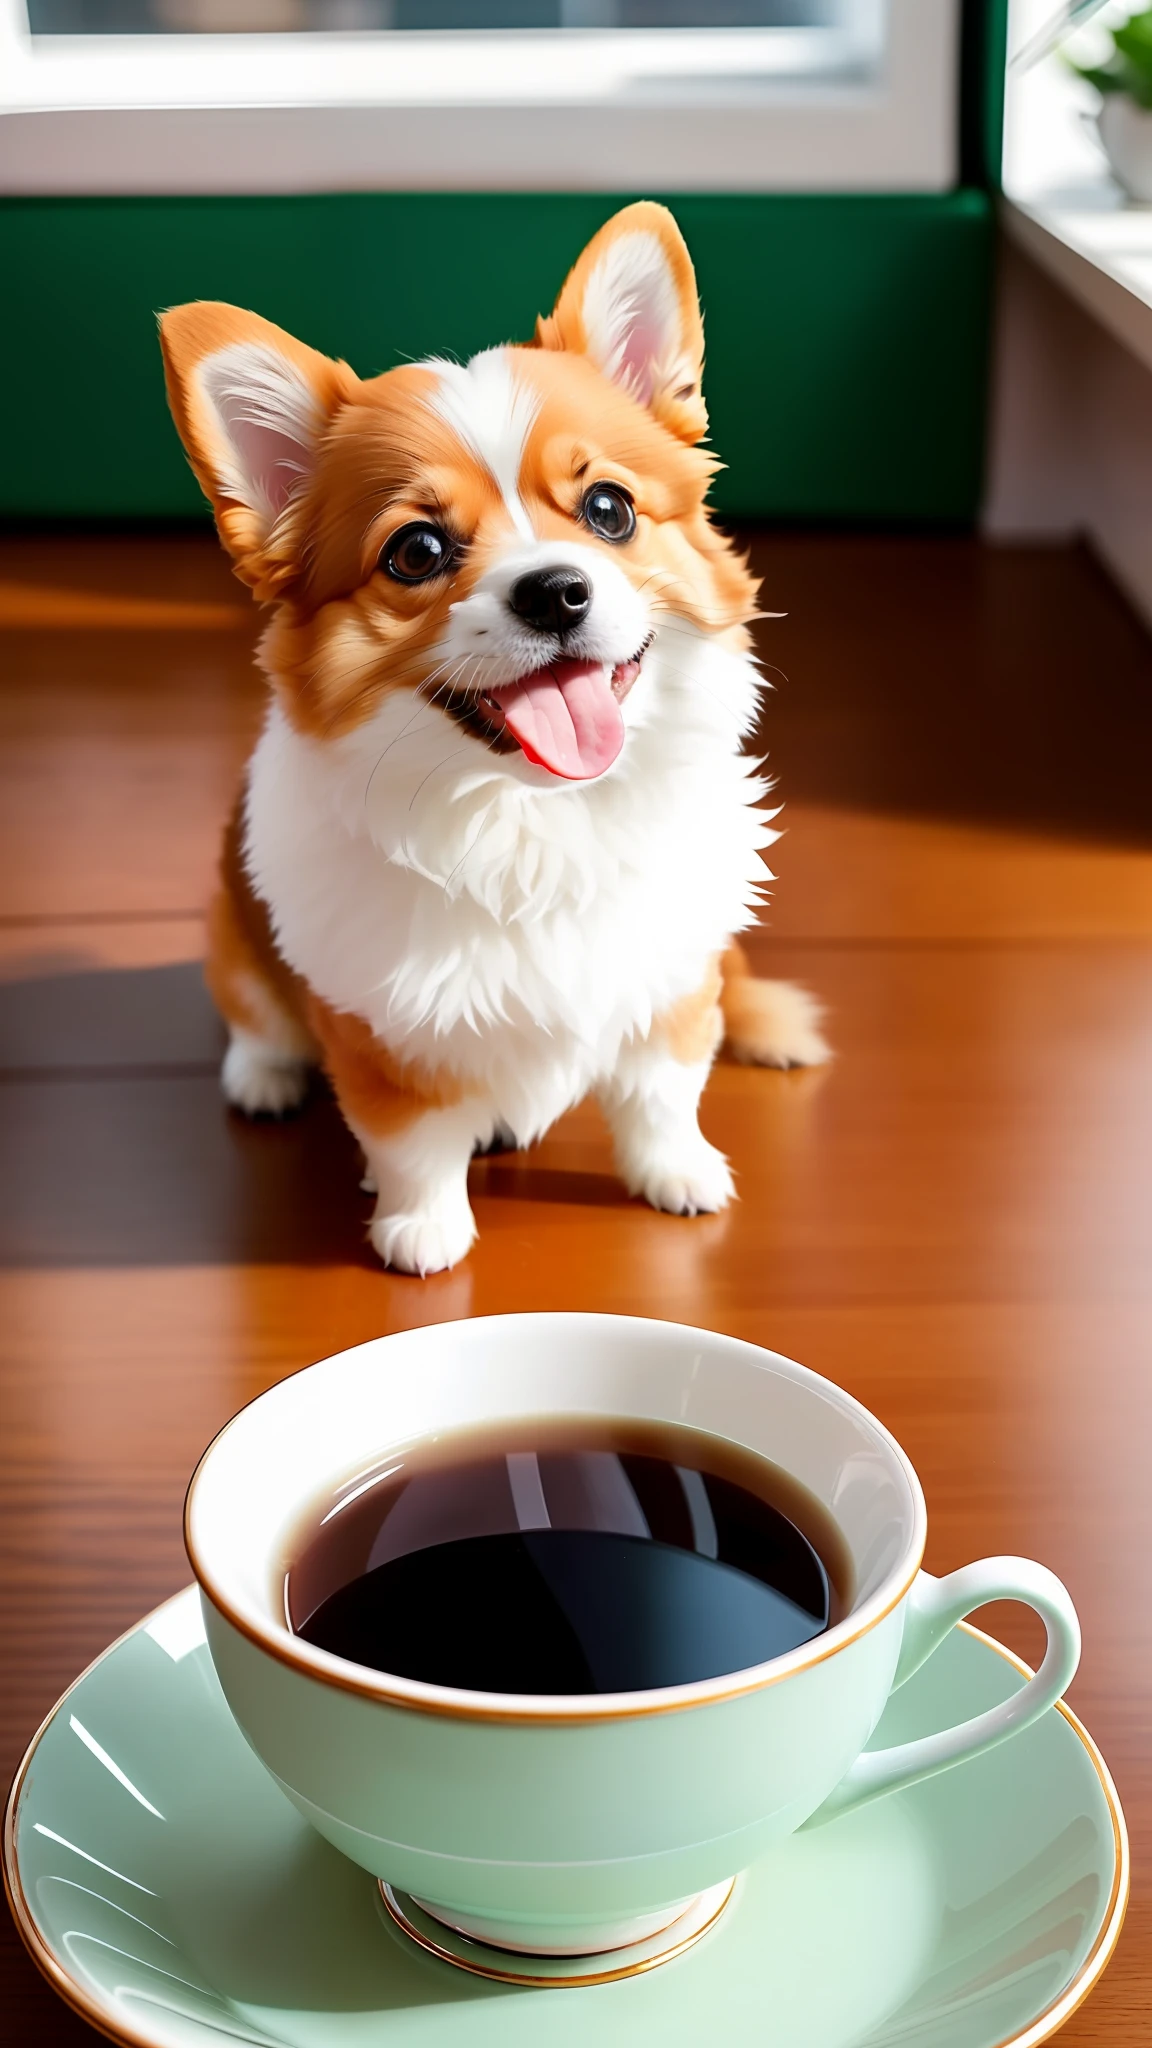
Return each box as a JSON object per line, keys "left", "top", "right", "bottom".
{"left": 0, "top": 0, "right": 959, "bottom": 195}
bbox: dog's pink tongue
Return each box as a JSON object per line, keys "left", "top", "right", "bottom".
{"left": 492, "top": 658, "right": 623, "bottom": 780}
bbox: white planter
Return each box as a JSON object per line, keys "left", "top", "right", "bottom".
{"left": 1098, "top": 93, "right": 1152, "bottom": 202}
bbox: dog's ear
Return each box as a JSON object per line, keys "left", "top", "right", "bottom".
{"left": 536, "top": 203, "right": 707, "bottom": 445}
{"left": 159, "top": 303, "right": 358, "bottom": 594}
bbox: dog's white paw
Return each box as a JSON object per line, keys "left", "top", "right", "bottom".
{"left": 221, "top": 1036, "right": 309, "bottom": 1117}
{"left": 726, "top": 978, "right": 831, "bottom": 1069}
{"left": 627, "top": 1139, "right": 735, "bottom": 1217}
{"left": 370, "top": 1199, "right": 477, "bottom": 1276}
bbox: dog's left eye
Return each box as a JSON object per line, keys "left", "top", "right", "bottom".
{"left": 581, "top": 485, "right": 636, "bottom": 544}
{"left": 381, "top": 522, "right": 456, "bottom": 584}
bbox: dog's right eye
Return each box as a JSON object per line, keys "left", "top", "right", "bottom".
{"left": 381, "top": 523, "right": 456, "bottom": 584}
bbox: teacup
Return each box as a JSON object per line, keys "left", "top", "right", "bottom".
{"left": 185, "top": 1313, "right": 1080, "bottom": 1960}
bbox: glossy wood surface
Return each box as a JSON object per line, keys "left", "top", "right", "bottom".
{"left": 1, "top": 532, "right": 1150, "bottom": 2043}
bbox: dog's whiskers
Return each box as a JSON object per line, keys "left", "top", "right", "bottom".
{"left": 361, "top": 660, "right": 475, "bottom": 809}
{"left": 407, "top": 744, "right": 474, "bottom": 813}
{"left": 363, "top": 700, "right": 435, "bottom": 809}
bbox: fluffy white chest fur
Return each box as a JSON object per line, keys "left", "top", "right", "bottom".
{"left": 245, "top": 623, "right": 776, "bottom": 1144}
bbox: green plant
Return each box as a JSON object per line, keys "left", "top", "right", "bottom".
{"left": 1071, "top": 7, "right": 1152, "bottom": 108}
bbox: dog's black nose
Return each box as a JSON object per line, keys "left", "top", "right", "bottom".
{"left": 508, "top": 566, "right": 592, "bottom": 638}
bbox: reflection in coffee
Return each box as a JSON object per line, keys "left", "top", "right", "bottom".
{"left": 286, "top": 1419, "right": 852, "bottom": 1696}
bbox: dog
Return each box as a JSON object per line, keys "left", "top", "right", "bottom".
{"left": 160, "top": 202, "right": 828, "bottom": 1275}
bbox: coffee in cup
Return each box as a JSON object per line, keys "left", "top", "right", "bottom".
{"left": 285, "top": 1417, "right": 854, "bottom": 1694}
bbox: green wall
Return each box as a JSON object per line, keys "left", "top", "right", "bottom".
{"left": 0, "top": 188, "right": 993, "bottom": 524}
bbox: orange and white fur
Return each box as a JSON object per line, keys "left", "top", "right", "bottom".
{"left": 161, "top": 203, "right": 828, "bottom": 1276}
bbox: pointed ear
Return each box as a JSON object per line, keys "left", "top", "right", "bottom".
{"left": 536, "top": 203, "right": 707, "bottom": 444}
{"left": 159, "top": 303, "right": 358, "bottom": 592}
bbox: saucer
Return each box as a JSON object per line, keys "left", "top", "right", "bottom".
{"left": 5, "top": 1588, "right": 1128, "bottom": 2048}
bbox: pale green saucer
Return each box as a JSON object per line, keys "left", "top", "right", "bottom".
{"left": 4, "top": 1588, "right": 1128, "bottom": 2048}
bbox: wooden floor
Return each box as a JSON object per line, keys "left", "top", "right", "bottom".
{"left": 2, "top": 530, "right": 1150, "bottom": 2044}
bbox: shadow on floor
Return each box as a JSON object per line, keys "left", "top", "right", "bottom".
{"left": 0, "top": 961, "right": 372, "bottom": 1267}
{"left": 746, "top": 536, "right": 1152, "bottom": 848}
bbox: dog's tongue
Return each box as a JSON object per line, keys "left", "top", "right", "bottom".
{"left": 492, "top": 658, "right": 624, "bottom": 780}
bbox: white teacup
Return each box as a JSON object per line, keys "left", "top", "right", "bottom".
{"left": 185, "top": 1314, "right": 1080, "bottom": 1959}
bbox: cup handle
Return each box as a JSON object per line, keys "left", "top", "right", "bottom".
{"left": 806, "top": 1558, "right": 1081, "bottom": 1827}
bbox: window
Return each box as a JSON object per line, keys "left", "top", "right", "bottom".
{"left": 26, "top": 4, "right": 859, "bottom": 34}
{"left": 0, "top": 0, "right": 960, "bottom": 194}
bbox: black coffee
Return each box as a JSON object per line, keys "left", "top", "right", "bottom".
{"left": 286, "top": 1418, "right": 852, "bottom": 1696}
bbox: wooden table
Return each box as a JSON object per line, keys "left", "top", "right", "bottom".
{"left": 1, "top": 531, "right": 1149, "bottom": 2043}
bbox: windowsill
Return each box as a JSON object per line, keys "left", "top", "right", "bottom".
{"left": 1002, "top": 18, "right": 1152, "bottom": 377}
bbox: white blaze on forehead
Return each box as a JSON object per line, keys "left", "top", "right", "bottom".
{"left": 420, "top": 348, "right": 539, "bottom": 541}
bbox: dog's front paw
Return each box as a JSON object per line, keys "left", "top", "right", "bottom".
{"left": 221, "top": 1035, "right": 309, "bottom": 1117}
{"left": 370, "top": 1199, "right": 477, "bottom": 1276}
{"left": 626, "top": 1139, "right": 735, "bottom": 1217}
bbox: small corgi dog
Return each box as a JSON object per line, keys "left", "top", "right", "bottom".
{"left": 161, "top": 202, "right": 828, "bottom": 1275}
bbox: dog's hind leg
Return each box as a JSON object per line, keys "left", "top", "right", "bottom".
{"left": 719, "top": 941, "right": 830, "bottom": 1069}
{"left": 205, "top": 859, "right": 318, "bottom": 1118}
